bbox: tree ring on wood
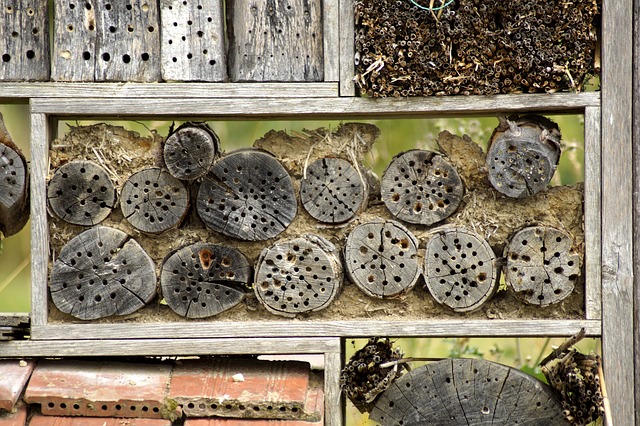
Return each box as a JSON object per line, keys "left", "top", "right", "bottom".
{"left": 0, "top": 141, "right": 29, "bottom": 236}
{"left": 344, "top": 219, "right": 420, "bottom": 298}
{"left": 486, "top": 115, "right": 561, "bottom": 198}
{"left": 423, "top": 226, "right": 498, "bottom": 312}
{"left": 300, "top": 157, "right": 366, "bottom": 224}
{"left": 254, "top": 234, "right": 342, "bottom": 317}
{"left": 47, "top": 160, "right": 116, "bottom": 226}
{"left": 163, "top": 122, "right": 220, "bottom": 180}
{"left": 160, "top": 243, "right": 252, "bottom": 318}
{"left": 381, "top": 150, "right": 463, "bottom": 226}
{"left": 120, "top": 167, "right": 189, "bottom": 234}
{"left": 197, "top": 149, "right": 297, "bottom": 241}
{"left": 505, "top": 225, "right": 580, "bottom": 306}
{"left": 50, "top": 226, "right": 156, "bottom": 320}
{"left": 370, "top": 358, "right": 566, "bottom": 425}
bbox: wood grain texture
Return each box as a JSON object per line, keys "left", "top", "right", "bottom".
{"left": 160, "top": 0, "right": 226, "bottom": 82}
{"left": 584, "top": 106, "right": 601, "bottom": 320}
{"left": 0, "top": 0, "right": 49, "bottom": 81}
{"left": 602, "top": 0, "right": 635, "bottom": 423}
{"left": 163, "top": 123, "right": 220, "bottom": 180}
{"left": 227, "top": 0, "right": 324, "bottom": 82}
{"left": 635, "top": 1, "right": 640, "bottom": 423}
{"left": 339, "top": 0, "right": 355, "bottom": 96}
{"left": 323, "top": 0, "right": 340, "bottom": 81}
{"left": 0, "top": 118, "right": 29, "bottom": 237}
{"left": 324, "top": 350, "right": 342, "bottom": 426}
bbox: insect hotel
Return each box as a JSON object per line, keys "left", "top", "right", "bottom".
{"left": 0, "top": 0, "right": 635, "bottom": 425}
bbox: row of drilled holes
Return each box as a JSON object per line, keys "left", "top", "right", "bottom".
{"left": 1, "top": 51, "right": 37, "bottom": 63}
{"left": 69, "top": 3, "right": 151, "bottom": 12}
{"left": 46, "top": 401, "right": 160, "bottom": 414}
{"left": 186, "top": 401, "right": 299, "bottom": 414}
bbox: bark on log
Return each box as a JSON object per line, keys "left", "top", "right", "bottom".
{"left": 370, "top": 358, "right": 566, "bottom": 426}
{"left": 423, "top": 226, "right": 499, "bottom": 312}
{"left": 505, "top": 225, "right": 581, "bottom": 306}
{"left": 344, "top": 219, "right": 420, "bottom": 299}
{"left": 196, "top": 149, "right": 297, "bottom": 241}
{"left": 486, "top": 114, "right": 562, "bottom": 199}
{"left": 160, "top": 243, "right": 251, "bottom": 318}
{"left": 254, "top": 234, "right": 342, "bottom": 317}
{"left": 50, "top": 226, "right": 156, "bottom": 320}
{"left": 0, "top": 113, "right": 29, "bottom": 237}
{"left": 163, "top": 122, "right": 220, "bottom": 180}
{"left": 120, "top": 167, "right": 189, "bottom": 234}
{"left": 381, "top": 150, "right": 464, "bottom": 226}
{"left": 47, "top": 160, "right": 116, "bottom": 226}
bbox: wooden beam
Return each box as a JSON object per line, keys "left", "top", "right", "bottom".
{"left": 339, "top": 0, "right": 355, "bottom": 96}
{"left": 633, "top": 0, "right": 640, "bottom": 423}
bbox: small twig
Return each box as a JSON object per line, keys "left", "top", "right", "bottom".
{"left": 0, "top": 257, "right": 29, "bottom": 294}
{"left": 533, "top": 337, "right": 552, "bottom": 366}
{"left": 597, "top": 363, "right": 613, "bottom": 426}
{"left": 539, "top": 328, "right": 586, "bottom": 366}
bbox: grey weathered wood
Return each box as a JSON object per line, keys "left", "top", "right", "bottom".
{"left": 163, "top": 122, "right": 220, "bottom": 180}
{"left": 227, "top": 0, "right": 324, "bottom": 82}
{"left": 370, "top": 359, "right": 565, "bottom": 426}
{"left": 323, "top": 0, "right": 339, "bottom": 82}
{"left": 50, "top": 226, "right": 156, "bottom": 321}
{"left": 584, "top": 106, "right": 601, "bottom": 320}
{"left": 505, "top": 226, "right": 581, "bottom": 307}
{"left": 486, "top": 115, "right": 562, "bottom": 198}
{"left": 47, "top": 160, "right": 116, "bottom": 226}
{"left": 0, "top": 0, "right": 49, "bottom": 81}
{"left": 634, "top": 1, "right": 640, "bottom": 423}
{"left": 52, "top": 0, "right": 98, "bottom": 81}
{"left": 120, "top": 167, "right": 189, "bottom": 234}
{"left": 344, "top": 219, "right": 420, "bottom": 299}
{"left": 300, "top": 157, "right": 366, "bottom": 224}
{"left": 381, "top": 150, "right": 464, "bottom": 226}
{"left": 254, "top": 235, "right": 342, "bottom": 318}
{"left": 339, "top": 0, "right": 355, "bottom": 96}
{"left": 160, "top": 243, "right": 251, "bottom": 319}
{"left": 196, "top": 149, "right": 297, "bottom": 241}
{"left": 0, "top": 114, "right": 29, "bottom": 237}
{"left": 160, "top": 0, "right": 226, "bottom": 82}
{"left": 424, "top": 226, "right": 499, "bottom": 313}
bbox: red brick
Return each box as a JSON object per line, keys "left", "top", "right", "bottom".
{"left": 29, "top": 415, "right": 172, "bottom": 426}
{"left": 0, "top": 360, "right": 35, "bottom": 412}
{"left": 0, "top": 401, "right": 27, "bottom": 426}
{"left": 169, "top": 359, "right": 320, "bottom": 420}
{"left": 24, "top": 360, "right": 177, "bottom": 419}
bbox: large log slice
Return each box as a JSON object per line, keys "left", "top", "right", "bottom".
{"left": 0, "top": 113, "right": 29, "bottom": 237}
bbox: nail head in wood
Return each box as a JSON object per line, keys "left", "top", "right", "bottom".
{"left": 505, "top": 225, "right": 580, "bottom": 307}
{"left": 344, "top": 219, "right": 420, "bottom": 299}
{"left": 50, "top": 226, "right": 156, "bottom": 320}
{"left": 120, "top": 167, "right": 189, "bottom": 234}
{"left": 196, "top": 149, "right": 297, "bottom": 241}
{"left": 163, "top": 122, "right": 220, "bottom": 180}
{"left": 381, "top": 150, "right": 463, "bottom": 226}
{"left": 254, "top": 234, "right": 342, "bottom": 317}
{"left": 160, "top": 243, "right": 251, "bottom": 318}
{"left": 486, "top": 114, "right": 562, "bottom": 198}
{"left": 47, "top": 160, "right": 116, "bottom": 226}
{"left": 424, "top": 226, "right": 499, "bottom": 312}
{"left": 300, "top": 157, "right": 366, "bottom": 224}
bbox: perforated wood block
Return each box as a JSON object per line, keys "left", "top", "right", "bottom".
{"left": 0, "top": 0, "right": 49, "bottom": 81}
{"left": 52, "top": 0, "right": 160, "bottom": 82}
{"left": 184, "top": 419, "right": 323, "bottom": 426}
{"left": 0, "top": 401, "right": 26, "bottom": 426}
{"left": 24, "top": 360, "right": 175, "bottom": 419}
{"left": 169, "top": 358, "right": 321, "bottom": 420}
{"left": 160, "top": 0, "right": 226, "bottom": 81}
{"left": 29, "top": 415, "right": 172, "bottom": 426}
{"left": 0, "top": 360, "right": 35, "bottom": 412}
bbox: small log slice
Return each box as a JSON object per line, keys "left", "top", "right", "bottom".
{"left": 120, "top": 167, "right": 189, "bottom": 234}
{"left": 197, "top": 149, "right": 297, "bottom": 241}
{"left": 381, "top": 150, "right": 463, "bottom": 226}
{"left": 0, "top": 115, "right": 29, "bottom": 237}
{"left": 160, "top": 243, "right": 252, "bottom": 318}
{"left": 50, "top": 226, "right": 156, "bottom": 320}
{"left": 344, "top": 219, "right": 420, "bottom": 298}
{"left": 254, "top": 234, "right": 342, "bottom": 317}
{"left": 300, "top": 157, "right": 366, "bottom": 224}
{"left": 424, "top": 226, "right": 499, "bottom": 312}
{"left": 486, "top": 114, "right": 562, "bottom": 198}
{"left": 370, "top": 358, "right": 566, "bottom": 425}
{"left": 47, "top": 160, "right": 116, "bottom": 226}
{"left": 163, "top": 122, "right": 220, "bottom": 180}
{"left": 505, "top": 225, "right": 581, "bottom": 306}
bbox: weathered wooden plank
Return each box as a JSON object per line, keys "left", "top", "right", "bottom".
{"left": 634, "top": 1, "right": 640, "bottom": 423}
{"left": 601, "top": 0, "right": 635, "bottom": 423}
{"left": 160, "top": 0, "right": 226, "bottom": 82}
{"left": 323, "top": 0, "right": 340, "bottom": 81}
{"left": 0, "top": 0, "right": 49, "bottom": 81}
{"left": 324, "top": 349, "right": 342, "bottom": 426}
{"left": 339, "top": 0, "right": 355, "bottom": 96}
{"left": 584, "top": 106, "right": 601, "bottom": 320}
{"left": 227, "top": 0, "right": 324, "bottom": 82}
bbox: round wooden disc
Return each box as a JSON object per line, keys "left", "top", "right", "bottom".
{"left": 0, "top": 141, "right": 29, "bottom": 236}
{"left": 50, "top": 226, "right": 156, "bottom": 320}
{"left": 120, "top": 167, "right": 189, "bottom": 234}
{"left": 163, "top": 123, "right": 220, "bottom": 180}
{"left": 370, "top": 358, "right": 565, "bottom": 426}
{"left": 197, "top": 150, "right": 297, "bottom": 241}
{"left": 424, "top": 226, "right": 498, "bottom": 312}
{"left": 160, "top": 243, "right": 252, "bottom": 318}
{"left": 381, "top": 150, "right": 464, "bottom": 226}
{"left": 254, "top": 235, "right": 342, "bottom": 317}
{"left": 300, "top": 157, "right": 366, "bottom": 223}
{"left": 505, "top": 226, "right": 580, "bottom": 306}
{"left": 47, "top": 160, "right": 116, "bottom": 226}
{"left": 344, "top": 219, "right": 420, "bottom": 298}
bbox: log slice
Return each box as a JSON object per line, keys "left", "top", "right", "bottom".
{"left": 163, "top": 123, "right": 220, "bottom": 181}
